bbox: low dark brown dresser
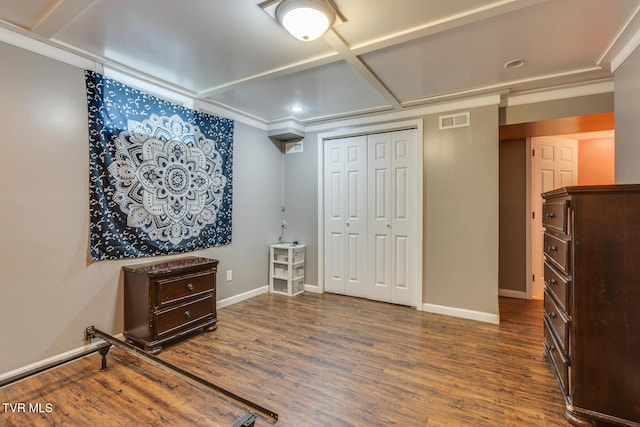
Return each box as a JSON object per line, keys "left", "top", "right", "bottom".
{"left": 541, "top": 185, "right": 640, "bottom": 426}
{"left": 123, "top": 257, "right": 219, "bottom": 354}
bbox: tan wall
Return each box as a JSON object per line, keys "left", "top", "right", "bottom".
{"left": 578, "top": 138, "right": 615, "bottom": 185}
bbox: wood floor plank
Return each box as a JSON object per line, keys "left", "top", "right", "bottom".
{"left": 1, "top": 294, "right": 572, "bottom": 426}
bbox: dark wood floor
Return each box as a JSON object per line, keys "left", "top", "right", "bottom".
{"left": 1, "top": 293, "right": 572, "bottom": 426}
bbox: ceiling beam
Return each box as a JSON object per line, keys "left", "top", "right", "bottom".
{"left": 349, "top": 0, "right": 552, "bottom": 56}
{"left": 197, "top": 51, "right": 340, "bottom": 98}
{"left": 322, "top": 28, "right": 402, "bottom": 110}
{"left": 31, "top": 0, "right": 94, "bottom": 39}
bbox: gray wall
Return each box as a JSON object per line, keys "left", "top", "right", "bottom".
{"left": 424, "top": 105, "right": 499, "bottom": 315}
{"left": 615, "top": 46, "right": 640, "bottom": 183}
{"left": 282, "top": 135, "right": 319, "bottom": 286}
{"left": 499, "top": 139, "right": 528, "bottom": 293}
{"left": 0, "top": 41, "right": 282, "bottom": 374}
{"left": 500, "top": 93, "right": 614, "bottom": 126}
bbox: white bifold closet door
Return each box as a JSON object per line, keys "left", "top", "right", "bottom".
{"left": 323, "top": 129, "right": 418, "bottom": 306}
{"left": 324, "top": 135, "right": 368, "bottom": 297}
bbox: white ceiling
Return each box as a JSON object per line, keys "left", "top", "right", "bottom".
{"left": 0, "top": 0, "right": 638, "bottom": 126}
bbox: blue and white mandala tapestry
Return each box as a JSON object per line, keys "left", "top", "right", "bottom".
{"left": 85, "top": 70, "right": 233, "bottom": 261}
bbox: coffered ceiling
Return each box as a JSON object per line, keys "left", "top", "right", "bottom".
{"left": 0, "top": 0, "right": 638, "bottom": 126}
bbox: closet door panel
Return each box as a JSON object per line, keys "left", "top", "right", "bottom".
{"left": 390, "top": 130, "right": 418, "bottom": 306}
{"left": 394, "top": 235, "right": 409, "bottom": 289}
{"left": 324, "top": 140, "right": 346, "bottom": 294}
{"left": 344, "top": 136, "right": 368, "bottom": 298}
{"left": 368, "top": 133, "right": 393, "bottom": 302}
{"left": 327, "top": 232, "right": 344, "bottom": 288}
{"left": 324, "top": 136, "right": 367, "bottom": 297}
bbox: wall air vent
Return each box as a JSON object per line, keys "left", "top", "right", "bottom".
{"left": 439, "top": 112, "right": 470, "bottom": 130}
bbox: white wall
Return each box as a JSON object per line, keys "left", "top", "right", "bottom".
{"left": 0, "top": 41, "right": 282, "bottom": 374}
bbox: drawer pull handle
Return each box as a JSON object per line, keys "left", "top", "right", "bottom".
{"left": 186, "top": 283, "right": 194, "bottom": 291}
{"left": 184, "top": 310, "right": 191, "bottom": 320}
{"left": 546, "top": 213, "right": 556, "bottom": 219}
{"left": 547, "top": 245, "right": 557, "bottom": 253}
{"left": 549, "top": 312, "right": 557, "bottom": 319}
{"left": 549, "top": 279, "right": 557, "bottom": 286}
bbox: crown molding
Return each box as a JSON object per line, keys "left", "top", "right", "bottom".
{"left": 504, "top": 80, "right": 614, "bottom": 107}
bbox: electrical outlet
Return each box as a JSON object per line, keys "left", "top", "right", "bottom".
{"left": 226, "top": 270, "right": 232, "bottom": 281}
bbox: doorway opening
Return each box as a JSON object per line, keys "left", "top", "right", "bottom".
{"left": 499, "top": 112, "right": 614, "bottom": 300}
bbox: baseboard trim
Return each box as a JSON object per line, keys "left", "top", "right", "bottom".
{"left": 217, "top": 285, "right": 268, "bottom": 309}
{"left": 422, "top": 303, "right": 500, "bottom": 324}
{"left": 0, "top": 333, "right": 125, "bottom": 383}
{"left": 304, "top": 284, "right": 321, "bottom": 293}
{"left": 498, "top": 289, "right": 528, "bottom": 299}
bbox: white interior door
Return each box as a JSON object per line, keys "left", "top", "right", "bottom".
{"left": 323, "top": 136, "right": 367, "bottom": 297}
{"left": 367, "top": 130, "right": 418, "bottom": 305}
{"left": 531, "top": 136, "right": 577, "bottom": 298}
{"left": 367, "top": 132, "right": 392, "bottom": 301}
{"left": 389, "top": 130, "right": 418, "bottom": 306}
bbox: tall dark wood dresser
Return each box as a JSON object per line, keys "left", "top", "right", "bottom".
{"left": 542, "top": 185, "right": 640, "bottom": 426}
{"left": 123, "top": 257, "right": 219, "bottom": 354}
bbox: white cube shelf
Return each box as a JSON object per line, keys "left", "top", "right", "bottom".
{"left": 269, "top": 243, "right": 305, "bottom": 296}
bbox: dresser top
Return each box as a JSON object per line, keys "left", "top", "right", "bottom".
{"left": 122, "top": 256, "right": 219, "bottom": 276}
{"left": 542, "top": 184, "right": 640, "bottom": 198}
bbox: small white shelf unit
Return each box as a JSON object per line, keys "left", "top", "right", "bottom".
{"left": 269, "top": 243, "right": 305, "bottom": 296}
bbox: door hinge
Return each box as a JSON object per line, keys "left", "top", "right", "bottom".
{"left": 532, "top": 274, "right": 535, "bottom": 282}
{"left": 532, "top": 211, "right": 535, "bottom": 219}
{"left": 532, "top": 149, "right": 535, "bottom": 156}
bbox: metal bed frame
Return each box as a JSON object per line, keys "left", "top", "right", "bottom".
{"left": 1, "top": 326, "right": 279, "bottom": 427}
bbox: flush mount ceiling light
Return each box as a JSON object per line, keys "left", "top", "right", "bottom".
{"left": 276, "top": 0, "right": 335, "bottom": 41}
{"left": 289, "top": 105, "right": 305, "bottom": 113}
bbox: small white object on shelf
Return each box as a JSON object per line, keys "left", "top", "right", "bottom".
{"left": 269, "top": 243, "right": 305, "bottom": 296}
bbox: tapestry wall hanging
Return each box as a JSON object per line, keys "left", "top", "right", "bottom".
{"left": 85, "top": 70, "right": 234, "bottom": 261}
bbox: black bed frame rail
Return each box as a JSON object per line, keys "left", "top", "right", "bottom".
{"left": 84, "top": 326, "right": 278, "bottom": 426}
{"left": 0, "top": 327, "right": 278, "bottom": 427}
{"left": 0, "top": 344, "right": 111, "bottom": 388}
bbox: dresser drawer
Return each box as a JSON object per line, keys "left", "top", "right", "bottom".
{"left": 155, "top": 296, "right": 215, "bottom": 338}
{"left": 544, "top": 289, "right": 570, "bottom": 354}
{"left": 157, "top": 271, "right": 215, "bottom": 307}
{"left": 542, "top": 201, "right": 567, "bottom": 232}
{"left": 544, "top": 261, "right": 571, "bottom": 314}
{"left": 544, "top": 232, "right": 570, "bottom": 274}
{"left": 544, "top": 318, "right": 569, "bottom": 397}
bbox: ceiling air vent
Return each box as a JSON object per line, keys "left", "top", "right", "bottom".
{"left": 439, "top": 112, "right": 470, "bottom": 130}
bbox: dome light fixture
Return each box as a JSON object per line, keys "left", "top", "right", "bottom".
{"left": 276, "top": 0, "right": 335, "bottom": 41}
